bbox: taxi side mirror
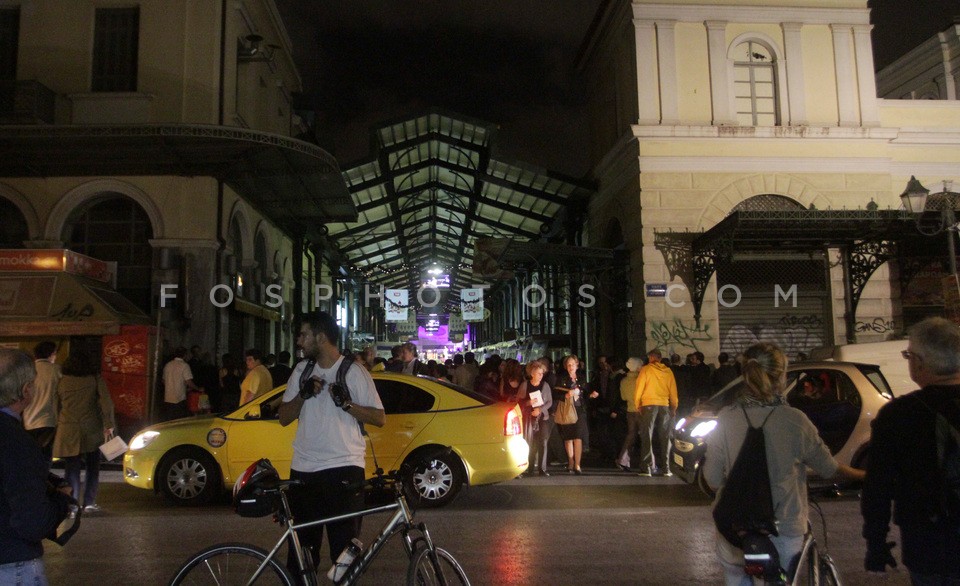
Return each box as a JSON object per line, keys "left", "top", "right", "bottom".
{"left": 244, "top": 404, "right": 262, "bottom": 420}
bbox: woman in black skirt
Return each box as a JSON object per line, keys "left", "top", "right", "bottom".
{"left": 553, "top": 355, "right": 598, "bottom": 474}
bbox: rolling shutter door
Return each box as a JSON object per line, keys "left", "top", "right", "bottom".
{"left": 717, "top": 258, "right": 829, "bottom": 359}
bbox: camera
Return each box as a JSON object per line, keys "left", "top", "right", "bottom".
{"left": 328, "top": 382, "right": 350, "bottom": 408}
{"left": 299, "top": 378, "right": 320, "bottom": 400}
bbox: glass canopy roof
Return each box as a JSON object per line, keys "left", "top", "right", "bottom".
{"left": 326, "top": 112, "right": 593, "bottom": 303}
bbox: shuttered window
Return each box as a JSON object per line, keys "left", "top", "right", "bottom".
{"left": 92, "top": 7, "right": 139, "bottom": 92}
{"left": 717, "top": 258, "right": 830, "bottom": 361}
{"left": 0, "top": 8, "right": 19, "bottom": 80}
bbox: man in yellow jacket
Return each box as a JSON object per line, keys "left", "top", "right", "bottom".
{"left": 635, "top": 348, "right": 678, "bottom": 476}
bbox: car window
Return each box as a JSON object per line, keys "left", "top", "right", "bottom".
{"left": 787, "top": 369, "right": 861, "bottom": 454}
{"left": 417, "top": 375, "right": 496, "bottom": 405}
{"left": 703, "top": 371, "right": 800, "bottom": 411}
{"left": 258, "top": 390, "right": 284, "bottom": 420}
{"left": 858, "top": 365, "right": 894, "bottom": 400}
{"left": 375, "top": 380, "right": 436, "bottom": 414}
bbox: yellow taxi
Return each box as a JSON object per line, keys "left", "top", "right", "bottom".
{"left": 123, "top": 373, "right": 528, "bottom": 508}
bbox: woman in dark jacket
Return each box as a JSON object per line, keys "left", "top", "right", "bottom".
{"left": 52, "top": 348, "right": 114, "bottom": 513}
{"left": 517, "top": 360, "right": 554, "bottom": 476}
{"left": 553, "top": 354, "right": 598, "bottom": 474}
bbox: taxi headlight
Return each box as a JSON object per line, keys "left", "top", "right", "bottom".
{"left": 674, "top": 417, "right": 687, "bottom": 431}
{"left": 129, "top": 430, "right": 160, "bottom": 451}
{"left": 690, "top": 420, "right": 718, "bottom": 438}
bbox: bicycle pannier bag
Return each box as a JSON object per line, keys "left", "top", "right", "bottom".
{"left": 233, "top": 458, "right": 281, "bottom": 517}
{"left": 712, "top": 406, "right": 779, "bottom": 548}
{"left": 554, "top": 396, "right": 578, "bottom": 425}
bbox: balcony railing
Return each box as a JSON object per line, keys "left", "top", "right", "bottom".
{"left": 0, "top": 79, "right": 57, "bottom": 124}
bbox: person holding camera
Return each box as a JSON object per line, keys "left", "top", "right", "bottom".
{"left": 1, "top": 349, "right": 74, "bottom": 585}
{"left": 279, "top": 311, "right": 385, "bottom": 582}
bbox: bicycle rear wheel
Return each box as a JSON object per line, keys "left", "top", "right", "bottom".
{"left": 406, "top": 544, "right": 470, "bottom": 586}
{"left": 169, "top": 542, "right": 296, "bottom": 585}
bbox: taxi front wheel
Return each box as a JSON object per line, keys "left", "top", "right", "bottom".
{"left": 157, "top": 447, "right": 222, "bottom": 506}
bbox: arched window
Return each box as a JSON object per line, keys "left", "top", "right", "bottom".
{"left": 0, "top": 197, "right": 28, "bottom": 248}
{"left": 64, "top": 194, "right": 153, "bottom": 312}
{"left": 733, "top": 40, "right": 780, "bottom": 126}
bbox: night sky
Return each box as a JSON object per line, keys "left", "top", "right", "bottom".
{"left": 276, "top": 0, "right": 957, "bottom": 178}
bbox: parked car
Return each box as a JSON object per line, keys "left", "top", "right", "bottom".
{"left": 123, "top": 372, "right": 529, "bottom": 508}
{"left": 672, "top": 361, "right": 893, "bottom": 495}
{"left": 809, "top": 339, "right": 913, "bottom": 396}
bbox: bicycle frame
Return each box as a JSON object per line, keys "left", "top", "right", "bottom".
{"left": 246, "top": 486, "right": 426, "bottom": 586}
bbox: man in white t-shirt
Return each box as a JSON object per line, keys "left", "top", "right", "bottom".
{"left": 279, "top": 311, "right": 385, "bottom": 575}
{"left": 162, "top": 347, "right": 200, "bottom": 421}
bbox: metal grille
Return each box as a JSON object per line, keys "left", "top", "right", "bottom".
{"left": 717, "top": 258, "right": 829, "bottom": 360}
{"left": 731, "top": 194, "right": 805, "bottom": 213}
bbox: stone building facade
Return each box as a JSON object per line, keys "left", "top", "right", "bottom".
{"left": 0, "top": 0, "right": 351, "bottom": 360}
{"left": 578, "top": 0, "right": 960, "bottom": 362}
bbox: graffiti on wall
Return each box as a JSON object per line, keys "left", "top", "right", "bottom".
{"left": 854, "top": 317, "right": 895, "bottom": 334}
{"left": 721, "top": 314, "right": 824, "bottom": 359}
{"left": 650, "top": 319, "right": 713, "bottom": 351}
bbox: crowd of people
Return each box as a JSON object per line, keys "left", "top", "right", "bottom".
{"left": 2, "top": 314, "right": 960, "bottom": 582}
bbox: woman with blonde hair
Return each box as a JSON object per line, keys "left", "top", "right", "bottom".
{"left": 703, "top": 342, "right": 864, "bottom": 585}
{"left": 553, "top": 354, "right": 598, "bottom": 474}
{"left": 517, "top": 360, "right": 554, "bottom": 476}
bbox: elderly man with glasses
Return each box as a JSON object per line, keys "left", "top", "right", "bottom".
{"left": 862, "top": 317, "right": 960, "bottom": 583}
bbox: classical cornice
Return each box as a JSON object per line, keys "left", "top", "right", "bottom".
{"left": 631, "top": 124, "right": 899, "bottom": 140}
{"left": 631, "top": 3, "right": 870, "bottom": 26}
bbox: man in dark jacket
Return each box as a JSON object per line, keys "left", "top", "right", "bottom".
{"left": 861, "top": 317, "right": 960, "bottom": 581}
{"left": 0, "top": 349, "right": 73, "bottom": 584}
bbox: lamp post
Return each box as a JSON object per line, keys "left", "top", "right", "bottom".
{"left": 900, "top": 176, "right": 960, "bottom": 278}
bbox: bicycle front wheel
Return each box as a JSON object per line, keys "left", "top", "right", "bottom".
{"left": 818, "top": 553, "right": 842, "bottom": 586}
{"left": 406, "top": 545, "right": 470, "bottom": 586}
{"left": 169, "top": 542, "right": 296, "bottom": 586}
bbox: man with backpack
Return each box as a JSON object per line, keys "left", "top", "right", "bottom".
{"left": 279, "top": 311, "right": 385, "bottom": 583}
{"left": 862, "top": 317, "right": 960, "bottom": 582}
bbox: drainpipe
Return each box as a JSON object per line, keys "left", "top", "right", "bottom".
{"left": 214, "top": 0, "right": 228, "bottom": 357}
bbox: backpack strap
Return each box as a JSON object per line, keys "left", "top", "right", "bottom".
{"left": 337, "top": 355, "right": 355, "bottom": 394}
{"left": 740, "top": 403, "right": 779, "bottom": 430}
{"left": 336, "top": 356, "right": 367, "bottom": 436}
{"left": 298, "top": 359, "right": 317, "bottom": 393}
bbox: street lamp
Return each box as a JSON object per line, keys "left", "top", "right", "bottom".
{"left": 900, "top": 176, "right": 959, "bottom": 278}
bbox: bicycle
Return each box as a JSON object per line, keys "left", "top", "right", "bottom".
{"left": 168, "top": 458, "right": 470, "bottom": 586}
{"left": 742, "top": 490, "right": 843, "bottom": 585}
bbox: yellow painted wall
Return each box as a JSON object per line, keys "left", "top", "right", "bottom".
{"left": 13, "top": 0, "right": 297, "bottom": 132}
{"left": 801, "top": 26, "right": 840, "bottom": 126}
{"left": 676, "top": 23, "right": 712, "bottom": 124}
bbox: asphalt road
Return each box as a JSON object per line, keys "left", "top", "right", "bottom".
{"left": 42, "top": 470, "right": 911, "bottom": 585}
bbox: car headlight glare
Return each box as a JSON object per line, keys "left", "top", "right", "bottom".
{"left": 674, "top": 417, "right": 687, "bottom": 431}
{"left": 129, "top": 430, "right": 160, "bottom": 450}
{"left": 690, "top": 420, "right": 718, "bottom": 438}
